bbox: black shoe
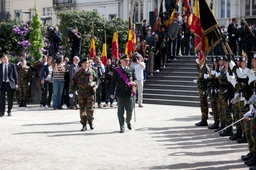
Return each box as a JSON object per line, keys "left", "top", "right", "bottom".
{"left": 23, "top": 101, "right": 27, "bottom": 107}
{"left": 7, "top": 111, "right": 11, "bottom": 116}
{"left": 120, "top": 129, "right": 125, "bottom": 133}
{"left": 250, "top": 166, "right": 256, "bottom": 170}
{"left": 245, "top": 153, "right": 256, "bottom": 165}
{"left": 208, "top": 121, "right": 219, "bottom": 130}
{"left": 236, "top": 136, "right": 247, "bottom": 143}
{"left": 127, "top": 124, "right": 132, "bottom": 130}
{"left": 214, "top": 123, "right": 225, "bottom": 132}
{"left": 195, "top": 119, "right": 208, "bottom": 126}
{"left": 19, "top": 100, "right": 23, "bottom": 107}
{"left": 89, "top": 122, "right": 94, "bottom": 130}
{"left": 229, "top": 129, "right": 242, "bottom": 140}
{"left": 81, "top": 125, "right": 87, "bottom": 131}
{"left": 219, "top": 127, "right": 233, "bottom": 137}
{"left": 242, "top": 152, "right": 254, "bottom": 161}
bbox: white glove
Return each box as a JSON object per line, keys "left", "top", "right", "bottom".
{"left": 204, "top": 74, "right": 208, "bottom": 79}
{"left": 249, "top": 94, "right": 256, "bottom": 105}
{"left": 215, "top": 72, "right": 220, "bottom": 77}
{"left": 231, "top": 92, "right": 240, "bottom": 104}
{"left": 193, "top": 79, "right": 198, "bottom": 83}
{"left": 248, "top": 71, "right": 256, "bottom": 85}
{"left": 236, "top": 68, "right": 247, "bottom": 79}
{"left": 244, "top": 109, "right": 256, "bottom": 119}
{"left": 28, "top": 82, "right": 30, "bottom": 86}
{"left": 211, "top": 70, "right": 216, "bottom": 76}
{"left": 181, "top": 35, "right": 184, "bottom": 39}
{"left": 229, "top": 60, "right": 236, "bottom": 71}
{"left": 69, "top": 94, "right": 74, "bottom": 98}
{"left": 75, "top": 91, "right": 78, "bottom": 95}
{"left": 232, "top": 34, "right": 235, "bottom": 37}
{"left": 90, "top": 82, "right": 95, "bottom": 87}
{"left": 196, "top": 58, "right": 199, "bottom": 64}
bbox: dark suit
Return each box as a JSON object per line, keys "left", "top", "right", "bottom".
{"left": 0, "top": 63, "right": 18, "bottom": 116}
{"left": 237, "top": 26, "right": 245, "bottom": 55}
{"left": 110, "top": 66, "right": 136, "bottom": 131}
{"left": 228, "top": 23, "right": 238, "bottom": 55}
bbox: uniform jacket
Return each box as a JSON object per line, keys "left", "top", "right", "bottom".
{"left": 110, "top": 66, "right": 137, "bottom": 98}
{"left": 0, "top": 62, "right": 18, "bottom": 89}
{"left": 228, "top": 23, "right": 238, "bottom": 41}
{"left": 17, "top": 65, "right": 32, "bottom": 84}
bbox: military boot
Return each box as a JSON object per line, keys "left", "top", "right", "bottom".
{"left": 229, "top": 128, "right": 242, "bottom": 140}
{"left": 19, "top": 100, "right": 23, "bottom": 107}
{"left": 214, "top": 122, "right": 225, "bottom": 132}
{"left": 208, "top": 121, "right": 219, "bottom": 130}
{"left": 23, "top": 100, "right": 27, "bottom": 107}
{"left": 219, "top": 127, "right": 233, "bottom": 136}
{"left": 236, "top": 134, "right": 247, "bottom": 143}
{"left": 245, "top": 153, "right": 256, "bottom": 166}
{"left": 249, "top": 165, "right": 256, "bottom": 170}
{"left": 195, "top": 119, "right": 208, "bottom": 126}
{"left": 241, "top": 152, "right": 254, "bottom": 161}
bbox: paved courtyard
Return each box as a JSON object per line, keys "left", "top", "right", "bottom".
{"left": 0, "top": 103, "right": 250, "bottom": 170}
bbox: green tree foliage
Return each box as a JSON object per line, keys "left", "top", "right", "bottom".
{"left": 57, "top": 9, "right": 128, "bottom": 58}
{"left": 29, "top": 7, "right": 44, "bottom": 62}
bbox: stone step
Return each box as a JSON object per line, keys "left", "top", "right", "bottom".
{"left": 143, "top": 98, "right": 200, "bottom": 107}
{"left": 143, "top": 88, "right": 199, "bottom": 95}
{"left": 145, "top": 79, "right": 196, "bottom": 85}
{"left": 147, "top": 75, "right": 198, "bottom": 79}
{"left": 144, "top": 84, "right": 197, "bottom": 90}
{"left": 143, "top": 93, "right": 199, "bottom": 101}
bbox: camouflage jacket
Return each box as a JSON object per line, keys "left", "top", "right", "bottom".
{"left": 69, "top": 67, "right": 98, "bottom": 95}
{"left": 17, "top": 65, "right": 32, "bottom": 84}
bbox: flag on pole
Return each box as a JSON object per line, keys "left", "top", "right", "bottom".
{"left": 125, "top": 17, "right": 133, "bottom": 58}
{"left": 112, "top": 31, "right": 119, "bottom": 59}
{"left": 89, "top": 37, "right": 96, "bottom": 59}
{"left": 199, "top": 0, "right": 220, "bottom": 55}
{"left": 190, "top": 0, "right": 204, "bottom": 64}
{"left": 164, "top": 0, "right": 179, "bottom": 28}
{"left": 159, "top": 0, "right": 163, "bottom": 24}
{"left": 183, "top": 0, "right": 191, "bottom": 26}
{"left": 101, "top": 24, "right": 107, "bottom": 66}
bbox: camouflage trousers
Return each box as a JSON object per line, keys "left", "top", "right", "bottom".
{"left": 18, "top": 82, "right": 29, "bottom": 101}
{"left": 244, "top": 118, "right": 256, "bottom": 153}
{"left": 210, "top": 99, "right": 219, "bottom": 121}
{"left": 217, "top": 91, "right": 231, "bottom": 125}
{"left": 78, "top": 94, "right": 94, "bottom": 126}
{"left": 232, "top": 101, "right": 244, "bottom": 130}
{"left": 198, "top": 89, "right": 208, "bottom": 120}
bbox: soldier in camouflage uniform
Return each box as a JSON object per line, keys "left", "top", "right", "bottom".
{"left": 240, "top": 53, "right": 256, "bottom": 168}
{"left": 195, "top": 59, "right": 209, "bottom": 126}
{"left": 208, "top": 57, "right": 220, "bottom": 130}
{"left": 17, "top": 58, "right": 32, "bottom": 107}
{"left": 69, "top": 58, "right": 98, "bottom": 131}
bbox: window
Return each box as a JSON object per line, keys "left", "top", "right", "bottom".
{"left": 43, "top": 7, "right": 52, "bottom": 16}
{"left": 109, "top": 14, "right": 116, "bottom": 20}
{"left": 220, "top": 0, "right": 230, "bottom": 18}
{"left": 134, "top": 1, "right": 144, "bottom": 22}
{"left": 29, "top": 9, "right": 35, "bottom": 19}
{"left": 245, "top": 0, "right": 256, "bottom": 16}
{"left": 14, "top": 9, "right": 22, "bottom": 20}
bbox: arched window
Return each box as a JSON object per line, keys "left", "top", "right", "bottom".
{"left": 134, "top": 1, "right": 144, "bottom": 23}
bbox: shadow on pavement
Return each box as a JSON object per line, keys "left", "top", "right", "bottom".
{"left": 22, "top": 121, "right": 79, "bottom": 126}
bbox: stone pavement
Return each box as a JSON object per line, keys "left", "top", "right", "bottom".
{"left": 0, "top": 103, "right": 250, "bottom": 170}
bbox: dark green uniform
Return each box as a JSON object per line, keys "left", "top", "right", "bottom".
{"left": 17, "top": 65, "right": 32, "bottom": 106}
{"left": 70, "top": 67, "right": 98, "bottom": 126}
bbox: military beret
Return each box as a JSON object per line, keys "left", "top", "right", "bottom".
{"left": 119, "top": 55, "right": 130, "bottom": 61}
{"left": 80, "top": 58, "right": 88, "bottom": 64}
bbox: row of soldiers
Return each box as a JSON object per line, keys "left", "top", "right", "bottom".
{"left": 195, "top": 52, "right": 256, "bottom": 169}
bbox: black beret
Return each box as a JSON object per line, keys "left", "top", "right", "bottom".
{"left": 119, "top": 55, "right": 130, "bottom": 61}
{"left": 80, "top": 58, "right": 88, "bottom": 64}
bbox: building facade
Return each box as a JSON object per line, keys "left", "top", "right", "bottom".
{"left": 1, "top": 0, "right": 256, "bottom": 27}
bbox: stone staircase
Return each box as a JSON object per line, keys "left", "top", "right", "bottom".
{"left": 143, "top": 55, "right": 206, "bottom": 107}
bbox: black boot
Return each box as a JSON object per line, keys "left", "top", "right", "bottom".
{"left": 81, "top": 125, "right": 87, "bottom": 131}
{"left": 23, "top": 100, "right": 27, "bottom": 107}
{"left": 229, "top": 129, "right": 242, "bottom": 140}
{"left": 89, "top": 122, "right": 94, "bottom": 130}
{"left": 19, "top": 100, "right": 24, "bottom": 107}
{"left": 241, "top": 152, "right": 254, "bottom": 161}
{"left": 195, "top": 119, "right": 208, "bottom": 126}
{"left": 208, "top": 121, "right": 219, "bottom": 130}
{"left": 250, "top": 165, "right": 256, "bottom": 170}
{"left": 236, "top": 134, "right": 247, "bottom": 143}
{"left": 245, "top": 153, "right": 256, "bottom": 166}
{"left": 219, "top": 127, "right": 233, "bottom": 136}
{"left": 214, "top": 123, "right": 225, "bottom": 132}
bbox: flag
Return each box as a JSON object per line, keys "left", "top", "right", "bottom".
{"left": 101, "top": 25, "right": 107, "bottom": 66}
{"left": 112, "top": 31, "right": 119, "bottom": 59}
{"left": 190, "top": 0, "right": 204, "bottom": 64}
{"left": 125, "top": 17, "right": 133, "bottom": 58}
{"left": 183, "top": 0, "right": 191, "bottom": 26}
{"left": 164, "top": 0, "right": 179, "bottom": 28}
{"left": 244, "top": 23, "right": 256, "bottom": 53}
{"left": 89, "top": 37, "right": 96, "bottom": 59}
{"left": 199, "top": 0, "right": 220, "bottom": 55}
{"left": 159, "top": 0, "right": 163, "bottom": 24}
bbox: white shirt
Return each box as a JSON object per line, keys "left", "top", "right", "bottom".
{"left": 131, "top": 62, "right": 145, "bottom": 81}
{"left": 2, "top": 63, "right": 9, "bottom": 82}
{"left": 45, "top": 66, "right": 53, "bottom": 81}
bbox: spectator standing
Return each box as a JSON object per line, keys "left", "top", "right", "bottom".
{"left": 228, "top": 18, "right": 238, "bottom": 55}
{"left": 52, "top": 55, "right": 66, "bottom": 110}
{"left": 131, "top": 53, "right": 145, "bottom": 107}
{"left": 69, "top": 56, "right": 80, "bottom": 110}
{"left": 103, "top": 59, "right": 114, "bottom": 107}
{"left": 145, "top": 28, "right": 156, "bottom": 76}
{"left": 40, "top": 56, "right": 53, "bottom": 109}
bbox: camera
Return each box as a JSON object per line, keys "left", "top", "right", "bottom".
{"left": 54, "top": 54, "right": 62, "bottom": 64}
{"left": 47, "top": 26, "right": 56, "bottom": 37}
{"left": 67, "top": 27, "right": 75, "bottom": 38}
